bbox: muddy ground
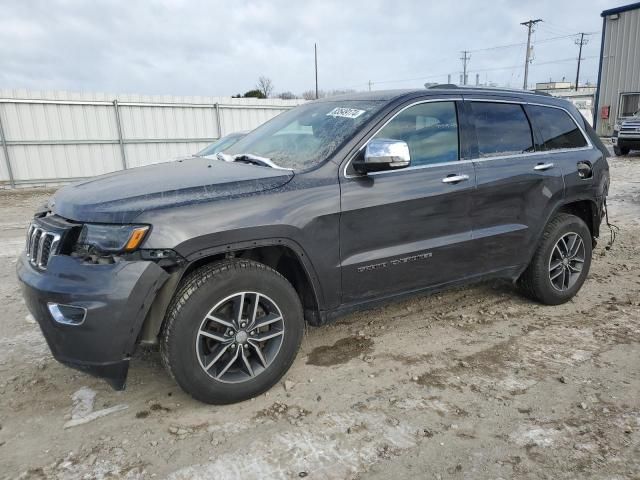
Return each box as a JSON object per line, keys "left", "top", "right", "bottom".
{"left": 0, "top": 153, "right": 638, "bottom": 479}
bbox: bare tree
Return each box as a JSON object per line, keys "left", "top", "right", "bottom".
{"left": 302, "top": 89, "right": 324, "bottom": 100}
{"left": 326, "top": 89, "right": 356, "bottom": 98}
{"left": 277, "top": 91, "right": 297, "bottom": 100}
{"left": 300, "top": 88, "right": 356, "bottom": 100}
{"left": 256, "top": 76, "right": 274, "bottom": 98}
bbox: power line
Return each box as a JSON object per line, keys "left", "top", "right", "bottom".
{"left": 347, "top": 55, "right": 598, "bottom": 89}
{"left": 345, "top": 28, "right": 601, "bottom": 90}
{"left": 472, "top": 55, "right": 598, "bottom": 74}
{"left": 521, "top": 19, "right": 543, "bottom": 89}
{"left": 470, "top": 33, "right": 578, "bottom": 53}
{"left": 537, "top": 23, "right": 570, "bottom": 37}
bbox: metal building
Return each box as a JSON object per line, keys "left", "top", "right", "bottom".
{"left": 594, "top": 2, "right": 640, "bottom": 135}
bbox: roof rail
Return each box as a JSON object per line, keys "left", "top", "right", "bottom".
{"left": 426, "top": 84, "right": 551, "bottom": 97}
{"left": 426, "top": 84, "right": 459, "bottom": 89}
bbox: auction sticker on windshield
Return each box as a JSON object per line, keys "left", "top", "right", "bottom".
{"left": 326, "top": 107, "right": 366, "bottom": 119}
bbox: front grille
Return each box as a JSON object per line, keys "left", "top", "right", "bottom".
{"left": 26, "top": 223, "right": 61, "bottom": 270}
{"left": 620, "top": 121, "right": 640, "bottom": 134}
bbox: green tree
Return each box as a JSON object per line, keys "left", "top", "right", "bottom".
{"left": 243, "top": 89, "right": 266, "bottom": 99}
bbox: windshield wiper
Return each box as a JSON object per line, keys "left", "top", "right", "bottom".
{"left": 215, "top": 152, "right": 290, "bottom": 170}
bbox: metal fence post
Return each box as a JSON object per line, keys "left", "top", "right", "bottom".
{"left": 214, "top": 102, "right": 222, "bottom": 139}
{"left": 0, "top": 106, "right": 16, "bottom": 188}
{"left": 112, "top": 100, "right": 128, "bottom": 170}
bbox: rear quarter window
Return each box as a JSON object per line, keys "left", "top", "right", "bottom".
{"left": 527, "top": 105, "right": 588, "bottom": 150}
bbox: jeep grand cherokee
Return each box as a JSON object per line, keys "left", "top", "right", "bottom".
{"left": 18, "top": 87, "right": 610, "bottom": 404}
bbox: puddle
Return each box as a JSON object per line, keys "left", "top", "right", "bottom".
{"left": 306, "top": 337, "right": 374, "bottom": 366}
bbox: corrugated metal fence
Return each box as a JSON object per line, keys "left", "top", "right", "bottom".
{"left": 0, "top": 90, "right": 305, "bottom": 187}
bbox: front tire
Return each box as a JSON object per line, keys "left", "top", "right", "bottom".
{"left": 518, "top": 213, "right": 592, "bottom": 305}
{"left": 613, "top": 145, "right": 630, "bottom": 156}
{"left": 161, "top": 259, "right": 304, "bottom": 404}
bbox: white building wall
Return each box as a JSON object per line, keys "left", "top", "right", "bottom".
{"left": 596, "top": 6, "right": 640, "bottom": 135}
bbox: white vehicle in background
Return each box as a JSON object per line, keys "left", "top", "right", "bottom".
{"left": 194, "top": 132, "right": 247, "bottom": 158}
{"left": 612, "top": 111, "right": 640, "bottom": 156}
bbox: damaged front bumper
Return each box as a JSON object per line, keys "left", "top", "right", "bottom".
{"left": 17, "top": 253, "right": 169, "bottom": 390}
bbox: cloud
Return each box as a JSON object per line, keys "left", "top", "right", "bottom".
{"left": 0, "top": 0, "right": 609, "bottom": 96}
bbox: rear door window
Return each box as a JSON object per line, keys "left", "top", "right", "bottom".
{"left": 527, "top": 105, "right": 588, "bottom": 150}
{"left": 470, "top": 102, "right": 534, "bottom": 157}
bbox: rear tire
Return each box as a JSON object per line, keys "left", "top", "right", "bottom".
{"left": 518, "top": 213, "right": 592, "bottom": 305}
{"left": 161, "top": 259, "right": 304, "bottom": 404}
{"left": 613, "top": 145, "right": 630, "bottom": 156}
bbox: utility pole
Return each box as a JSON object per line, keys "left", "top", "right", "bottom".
{"left": 574, "top": 33, "right": 589, "bottom": 91}
{"left": 460, "top": 51, "right": 470, "bottom": 85}
{"left": 521, "top": 19, "right": 542, "bottom": 89}
{"left": 368, "top": 80, "right": 372, "bottom": 91}
{"left": 314, "top": 43, "right": 319, "bottom": 100}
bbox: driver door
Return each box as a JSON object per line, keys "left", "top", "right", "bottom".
{"left": 339, "top": 100, "right": 477, "bottom": 304}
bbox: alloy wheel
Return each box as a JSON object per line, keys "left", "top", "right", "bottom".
{"left": 195, "top": 292, "right": 285, "bottom": 383}
{"left": 548, "top": 232, "right": 585, "bottom": 291}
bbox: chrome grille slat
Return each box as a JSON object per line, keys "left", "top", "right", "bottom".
{"left": 25, "top": 222, "right": 61, "bottom": 270}
{"left": 50, "top": 237, "right": 60, "bottom": 259}
{"left": 37, "top": 233, "right": 47, "bottom": 267}
{"left": 30, "top": 229, "right": 42, "bottom": 261}
{"left": 26, "top": 224, "right": 35, "bottom": 257}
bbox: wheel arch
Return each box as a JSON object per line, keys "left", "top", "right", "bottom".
{"left": 556, "top": 198, "right": 601, "bottom": 241}
{"left": 515, "top": 197, "right": 601, "bottom": 282}
{"left": 138, "top": 239, "right": 324, "bottom": 345}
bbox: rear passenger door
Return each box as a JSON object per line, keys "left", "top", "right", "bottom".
{"left": 465, "top": 99, "right": 565, "bottom": 273}
{"left": 524, "top": 104, "right": 599, "bottom": 204}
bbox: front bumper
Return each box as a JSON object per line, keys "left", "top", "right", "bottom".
{"left": 17, "top": 253, "right": 169, "bottom": 389}
{"left": 612, "top": 135, "right": 640, "bottom": 149}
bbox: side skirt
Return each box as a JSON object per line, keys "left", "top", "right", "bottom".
{"left": 319, "top": 265, "right": 525, "bottom": 325}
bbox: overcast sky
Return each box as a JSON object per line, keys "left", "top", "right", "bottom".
{"left": 0, "top": 0, "right": 613, "bottom": 97}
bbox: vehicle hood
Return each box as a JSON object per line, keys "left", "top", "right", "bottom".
{"left": 49, "top": 158, "right": 294, "bottom": 223}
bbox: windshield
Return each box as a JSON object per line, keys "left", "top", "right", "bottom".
{"left": 225, "top": 100, "right": 384, "bottom": 170}
{"left": 196, "top": 133, "right": 245, "bottom": 157}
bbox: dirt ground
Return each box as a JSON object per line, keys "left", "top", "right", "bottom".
{"left": 0, "top": 152, "right": 638, "bottom": 480}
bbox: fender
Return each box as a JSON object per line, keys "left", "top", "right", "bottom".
{"left": 138, "top": 235, "right": 328, "bottom": 344}
{"left": 515, "top": 196, "right": 601, "bottom": 280}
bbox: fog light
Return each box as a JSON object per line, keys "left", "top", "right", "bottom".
{"left": 47, "top": 303, "right": 87, "bottom": 326}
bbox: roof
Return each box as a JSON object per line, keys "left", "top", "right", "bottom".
{"left": 323, "top": 86, "right": 552, "bottom": 103}
{"left": 601, "top": 2, "right": 640, "bottom": 16}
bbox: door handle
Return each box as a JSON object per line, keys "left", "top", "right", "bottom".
{"left": 442, "top": 174, "right": 470, "bottom": 184}
{"left": 534, "top": 162, "right": 554, "bottom": 171}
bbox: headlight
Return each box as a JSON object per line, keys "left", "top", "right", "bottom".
{"left": 77, "top": 224, "right": 149, "bottom": 253}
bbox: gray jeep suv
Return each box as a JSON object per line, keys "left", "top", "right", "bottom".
{"left": 18, "top": 87, "right": 610, "bottom": 404}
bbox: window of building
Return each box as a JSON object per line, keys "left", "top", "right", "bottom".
{"left": 373, "top": 102, "right": 459, "bottom": 166}
{"left": 619, "top": 93, "right": 640, "bottom": 118}
{"left": 470, "top": 102, "right": 534, "bottom": 157}
{"left": 527, "top": 105, "right": 588, "bottom": 150}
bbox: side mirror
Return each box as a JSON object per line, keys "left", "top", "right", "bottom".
{"left": 353, "top": 138, "right": 411, "bottom": 174}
